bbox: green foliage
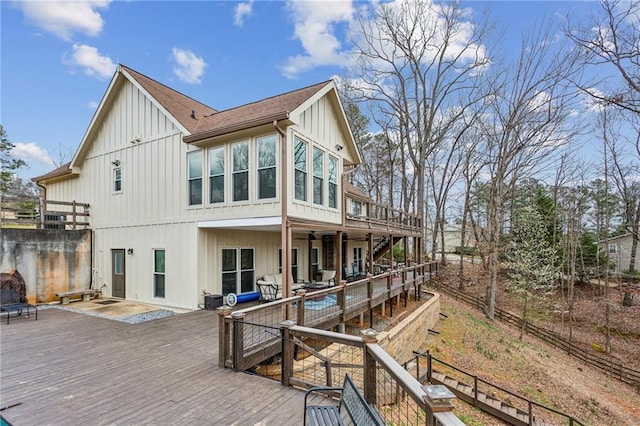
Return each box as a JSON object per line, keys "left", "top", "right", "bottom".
{"left": 576, "top": 232, "right": 611, "bottom": 279}
{"left": 1, "top": 125, "right": 27, "bottom": 194}
{"left": 504, "top": 206, "right": 558, "bottom": 307}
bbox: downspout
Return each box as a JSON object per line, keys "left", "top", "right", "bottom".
{"left": 340, "top": 166, "right": 359, "bottom": 282}
{"left": 273, "top": 120, "right": 290, "bottom": 310}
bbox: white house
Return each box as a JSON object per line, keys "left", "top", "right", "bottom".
{"left": 599, "top": 233, "right": 639, "bottom": 276}
{"left": 36, "top": 65, "right": 422, "bottom": 310}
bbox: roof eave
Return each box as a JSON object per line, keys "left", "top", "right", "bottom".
{"left": 183, "top": 111, "right": 291, "bottom": 144}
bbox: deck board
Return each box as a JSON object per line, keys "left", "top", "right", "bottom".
{"left": 0, "top": 307, "right": 319, "bottom": 425}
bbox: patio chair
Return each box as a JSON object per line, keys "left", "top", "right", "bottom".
{"left": 256, "top": 281, "right": 281, "bottom": 303}
{"left": 0, "top": 288, "right": 38, "bottom": 324}
{"left": 318, "top": 270, "right": 336, "bottom": 286}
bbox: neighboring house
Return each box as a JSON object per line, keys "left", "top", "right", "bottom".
{"left": 599, "top": 233, "right": 639, "bottom": 276}
{"left": 35, "top": 65, "right": 421, "bottom": 310}
{"left": 425, "top": 224, "right": 477, "bottom": 254}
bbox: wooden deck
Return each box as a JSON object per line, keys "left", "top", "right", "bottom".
{"left": 0, "top": 307, "right": 321, "bottom": 425}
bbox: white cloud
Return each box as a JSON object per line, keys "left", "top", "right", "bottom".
{"left": 234, "top": 1, "right": 254, "bottom": 27}
{"left": 68, "top": 43, "right": 116, "bottom": 79}
{"left": 20, "top": 0, "right": 111, "bottom": 41}
{"left": 282, "top": 0, "right": 354, "bottom": 78}
{"left": 172, "top": 48, "right": 207, "bottom": 84}
{"left": 12, "top": 143, "right": 55, "bottom": 166}
{"left": 88, "top": 100, "right": 99, "bottom": 109}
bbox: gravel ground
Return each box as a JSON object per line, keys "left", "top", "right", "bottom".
{"left": 50, "top": 304, "right": 176, "bottom": 324}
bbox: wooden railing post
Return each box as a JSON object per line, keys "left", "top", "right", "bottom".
{"left": 72, "top": 200, "right": 77, "bottom": 229}
{"left": 217, "top": 307, "right": 232, "bottom": 368}
{"left": 231, "top": 311, "right": 246, "bottom": 371}
{"left": 427, "top": 350, "right": 432, "bottom": 383}
{"left": 280, "top": 320, "right": 296, "bottom": 386}
{"left": 474, "top": 376, "right": 478, "bottom": 407}
{"left": 361, "top": 330, "right": 379, "bottom": 406}
{"left": 297, "top": 293, "right": 306, "bottom": 325}
{"left": 39, "top": 197, "right": 45, "bottom": 229}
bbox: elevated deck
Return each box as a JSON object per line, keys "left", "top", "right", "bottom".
{"left": 0, "top": 308, "right": 323, "bottom": 425}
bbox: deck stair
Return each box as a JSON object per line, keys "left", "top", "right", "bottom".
{"left": 372, "top": 236, "right": 403, "bottom": 261}
{"left": 430, "top": 371, "right": 549, "bottom": 426}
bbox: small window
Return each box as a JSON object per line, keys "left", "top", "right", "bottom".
{"left": 114, "top": 168, "right": 122, "bottom": 192}
{"left": 352, "top": 200, "right": 362, "bottom": 216}
{"left": 257, "top": 135, "right": 277, "bottom": 199}
{"left": 188, "top": 151, "right": 203, "bottom": 205}
{"left": 209, "top": 147, "right": 225, "bottom": 203}
{"left": 294, "top": 137, "right": 307, "bottom": 202}
{"left": 608, "top": 244, "right": 617, "bottom": 254}
{"left": 313, "top": 147, "right": 324, "bottom": 205}
{"left": 154, "top": 249, "right": 165, "bottom": 298}
{"left": 232, "top": 141, "right": 249, "bottom": 202}
{"left": 328, "top": 156, "right": 338, "bottom": 208}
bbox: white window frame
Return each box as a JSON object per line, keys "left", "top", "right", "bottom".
{"left": 113, "top": 167, "right": 122, "bottom": 193}
{"left": 294, "top": 137, "right": 308, "bottom": 202}
{"left": 353, "top": 247, "right": 363, "bottom": 272}
{"left": 221, "top": 247, "right": 255, "bottom": 295}
{"left": 153, "top": 249, "right": 166, "bottom": 299}
{"left": 209, "top": 146, "right": 225, "bottom": 204}
{"left": 328, "top": 155, "right": 338, "bottom": 209}
{"left": 313, "top": 147, "right": 324, "bottom": 205}
{"left": 188, "top": 150, "right": 203, "bottom": 206}
{"left": 232, "top": 141, "right": 249, "bottom": 202}
{"left": 257, "top": 134, "right": 278, "bottom": 200}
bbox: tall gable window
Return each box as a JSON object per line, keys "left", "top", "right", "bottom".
{"left": 257, "top": 135, "right": 277, "bottom": 199}
{"left": 232, "top": 141, "right": 249, "bottom": 202}
{"left": 313, "top": 147, "right": 324, "bottom": 205}
{"left": 209, "top": 147, "right": 225, "bottom": 203}
{"left": 328, "top": 155, "right": 338, "bottom": 208}
{"left": 188, "top": 151, "right": 203, "bottom": 205}
{"left": 113, "top": 168, "right": 122, "bottom": 192}
{"left": 294, "top": 137, "right": 307, "bottom": 202}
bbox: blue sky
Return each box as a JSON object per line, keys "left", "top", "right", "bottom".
{"left": 1, "top": 0, "right": 602, "bottom": 180}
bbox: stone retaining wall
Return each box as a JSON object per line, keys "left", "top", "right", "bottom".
{"left": 378, "top": 292, "right": 441, "bottom": 363}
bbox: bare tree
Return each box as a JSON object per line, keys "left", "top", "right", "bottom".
{"left": 348, "top": 0, "right": 492, "bottom": 259}
{"left": 566, "top": 0, "right": 640, "bottom": 115}
{"left": 479, "top": 21, "right": 581, "bottom": 319}
{"left": 603, "top": 109, "right": 640, "bottom": 306}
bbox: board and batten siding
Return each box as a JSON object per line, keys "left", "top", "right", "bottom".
{"left": 92, "top": 222, "right": 198, "bottom": 309}
{"left": 287, "top": 95, "right": 348, "bottom": 225}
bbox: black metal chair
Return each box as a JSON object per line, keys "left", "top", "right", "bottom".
{"left": 256, "top": 282, "right": 281, "bottom": 303}
{"left": 0, "top": 288, "right": 38, "bottom": 324}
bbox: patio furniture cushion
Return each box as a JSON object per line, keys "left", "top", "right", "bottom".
{"left": 261, "top": 274, "right": 282, "bottom": 286}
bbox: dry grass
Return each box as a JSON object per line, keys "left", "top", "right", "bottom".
{"left": 413, "top": 261, "right": 640, "bottom": 425}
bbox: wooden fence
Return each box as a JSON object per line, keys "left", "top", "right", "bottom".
{"left": 0, "top": 195, "right": 89, "bottom": 229}
{"left": 431, "top": 282, "right": 640, "bottom": 389}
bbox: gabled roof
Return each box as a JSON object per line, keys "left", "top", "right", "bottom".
{"left": 37, "top": 65, "right": 360, "bottom": 183}
{"left": 184, "top": 81, "right": 330, "bottom": 143}
{"left": 344, "top": 182, "right": 370, "bottom": 201}
{"left": 120, "top": 65, "right": 217, "bottom": 133}
{"left": 32, "top": 162, "right": 72, "bottom": 183}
